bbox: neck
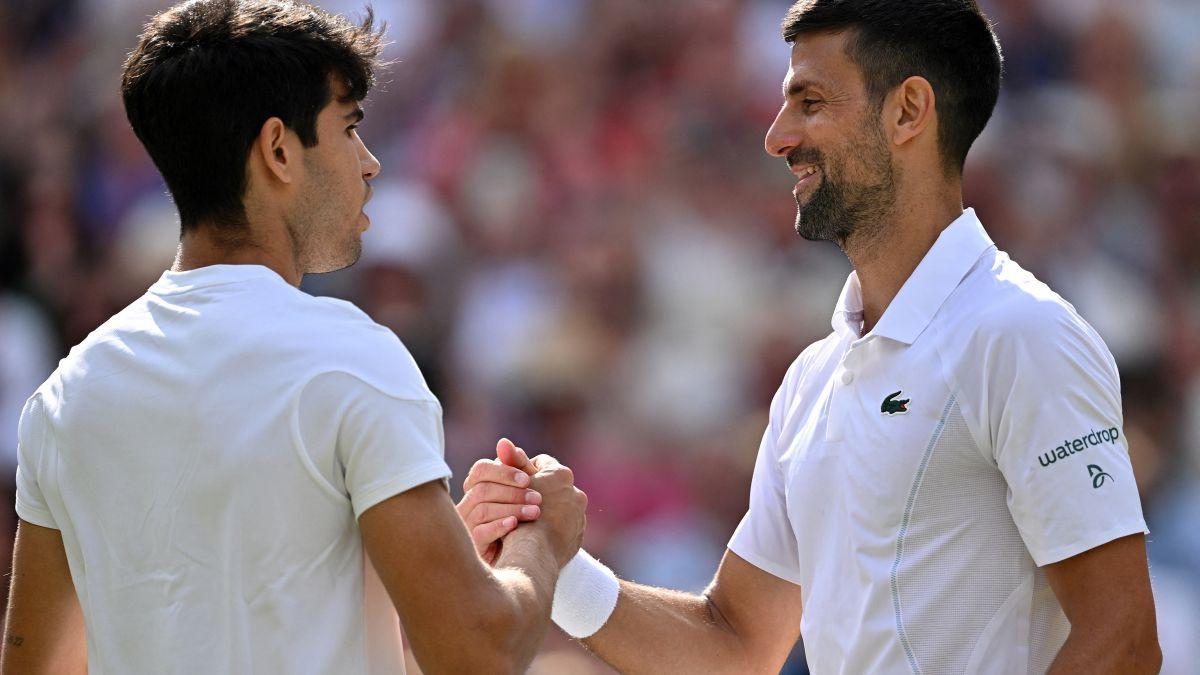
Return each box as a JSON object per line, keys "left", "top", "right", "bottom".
{"left": 173, "top": 221, "right": 304, "bottom": 287}
{"left": 843, "top": 184, "right": 963, "bottom": 335}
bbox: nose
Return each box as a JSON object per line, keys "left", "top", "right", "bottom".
{"left": 360, "top": 140, "right": 381, "bottom": 180}
{"left": 764, "top": 104, "right": 799, "bottom": 158}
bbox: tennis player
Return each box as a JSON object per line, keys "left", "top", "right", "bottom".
{"left": 2, "top": 2, "right": 585, "bottom": 673}
{"left": 462, "top": 1, "right": 1161, "bottom": 672}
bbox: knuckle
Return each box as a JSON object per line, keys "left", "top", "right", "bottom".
{"left": 472, "top": 522, "right": 493, "bottom": 541}
{"left": 458, "top": 488, "right": 478, "bottom": 510}
{"left": 476, "top": 502, "right": 498, "bottom": 522}
{"left": 464, "top": 459, "right": 493, "bottom": 489}
{"left": 473, "top": 482, "right": 496, "bottom": 501}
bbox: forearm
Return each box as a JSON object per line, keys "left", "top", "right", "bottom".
{"left": 483, "top": 530, "right": 562, "bottom": 666}
{"left": 406, "top": 540, "right": 555, "bottom": 675}
{"left": 581, "top": 581, "right": 756, "bottom": 674}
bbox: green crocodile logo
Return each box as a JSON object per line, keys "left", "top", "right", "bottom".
{"left": 881, "top": 391, "right": 910, "bottom": 415}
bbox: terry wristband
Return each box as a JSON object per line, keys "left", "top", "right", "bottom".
{"left": 551, "top": 549, "right": 620, "bottom": 639}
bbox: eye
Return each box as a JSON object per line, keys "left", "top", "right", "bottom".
{"left": 346, "top": 124, "right": 360, "bottom": 137}
{"left": 801, "top": 98, "right": 822, "bottom": 111}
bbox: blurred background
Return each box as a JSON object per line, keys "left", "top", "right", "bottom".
{"left": 0, "top": 0, "right": 1197, "bottom": 672}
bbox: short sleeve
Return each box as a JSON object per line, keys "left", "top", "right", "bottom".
{"left": 298, "top": 372, "right": 452, "bottom": 520}
{"left": 728, "top": 367, "right": 804, "bottom": 586}
{"left": 15, "top": 394, "right": 57, "bottom": 529}
{"left": 983, "top": 302, "right": 1146, "bottom": 566}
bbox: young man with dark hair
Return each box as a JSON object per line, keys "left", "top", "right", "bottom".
{"left": 2, "top": 1, "right": 585, "bottom": 673}
{"left": 463, "top": 0, "right": 1161, "bottom": 672}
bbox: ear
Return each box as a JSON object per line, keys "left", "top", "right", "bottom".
{"left": 885, "top": 76, "right": 936, "bottom": 148}
{"left": 252, "top": 117, "right": 297, "bottom": 185}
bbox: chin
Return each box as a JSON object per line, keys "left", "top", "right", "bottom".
{"left": 305, "top": 241, "right": 363, "bottom": 275}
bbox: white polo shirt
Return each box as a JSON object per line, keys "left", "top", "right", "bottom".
{"left": 15, "top": 264, "right": 452, "bottom": 675}
{"left": 728, "top": 209, "right": 1147, "bottom": 675}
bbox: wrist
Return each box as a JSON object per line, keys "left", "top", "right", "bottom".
{"left": 551, "top": 549, "right": 620, "bottom": 639}
{"left": 507, "top": 521, "right": 574, "bottom": 568}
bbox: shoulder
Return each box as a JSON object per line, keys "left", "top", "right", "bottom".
{"left": 942, "top": 250, "right": 1119, "bottom": 392}
{"left": 777, "top": 331, "right": 840, "bottom": 402}
{"left": 950, "top": 251, "right": 1109, "bottom": 355}
{"left": 285, "top": 295, "right": 436, "bottom": 403}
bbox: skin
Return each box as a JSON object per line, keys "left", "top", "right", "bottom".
{"left": 1, "top": 76, "right": 590, "bottom": 674}
{"left": 359, "top": 448, "right": 587, "bottom": 673}
{"left": 463, "top": 29, "right": 1162, "bottom": 674}
{"left": 0, "top": 522, "right": 86, "bottom": 675}
{"left": 173, "top": 78, "right": 380, "bottom": 284}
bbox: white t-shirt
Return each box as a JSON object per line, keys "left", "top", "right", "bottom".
{"left": 728, "top": 210, "right": 1147, "bottom": 675}
{"left": 15, "top": 264, "right": 452, "bottom": 675}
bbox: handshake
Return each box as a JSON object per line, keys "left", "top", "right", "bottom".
{"left": 455, "top": 438, "right": 588, "bottom": 569}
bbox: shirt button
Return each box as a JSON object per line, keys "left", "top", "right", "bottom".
{"left": 841, "top": 371, "right": 854, "bottom": 385}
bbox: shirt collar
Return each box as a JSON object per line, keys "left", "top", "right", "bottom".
{"left": 150, "top": 264, "right": 288, "bottom": 295}
{"left": 830, "top": 208, "right": 994, "bottom": 344}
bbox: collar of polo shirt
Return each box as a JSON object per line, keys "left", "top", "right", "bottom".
{"left": 831, "top": 208, "right": 995, "bottom": 343}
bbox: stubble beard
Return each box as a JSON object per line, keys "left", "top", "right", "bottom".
{"left": 791, "top": 124, "right": 897, "bottom": 250}
{"left": 299, "top": 230, "right": 362, "bottom": 275}
{"left": 291, "top": 162, "right": 365, "bottom": 275}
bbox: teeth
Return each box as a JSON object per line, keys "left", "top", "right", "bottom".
{"left": 804, "top": 166, "right": 817, "bottom": 175}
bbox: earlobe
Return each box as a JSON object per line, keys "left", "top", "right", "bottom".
{"left": 891, "top": 76, "right": 936, "bottom": 147}
{"left": 256, "top": 117, "right": 294, "bottom": 184}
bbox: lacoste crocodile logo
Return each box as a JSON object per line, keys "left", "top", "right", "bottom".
{"left": 881, "top": 391, "right": 910, "bottom": 415}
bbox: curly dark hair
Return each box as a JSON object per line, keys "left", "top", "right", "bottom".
{"left": 121, "top": 0, "right": 385, "bottom": 232}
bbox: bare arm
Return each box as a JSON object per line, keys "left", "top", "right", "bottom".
{"left": 461, "top": 445, "right": 803, "bottom": 673}
{"left": 580, "top": 549, "right": 802, "bottom": 674}
{"left": 1, "top": 520, "right": 86, "bottom": 675}
{"left": 1043, "top": 533, "right": 1160, "bottom": 674}
{"left": 360, "top": 455, "right": 584, "bottom": 674}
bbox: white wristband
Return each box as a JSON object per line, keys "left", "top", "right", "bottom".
{"left": 551, "top": 549, "right": 620, "bottom": 639}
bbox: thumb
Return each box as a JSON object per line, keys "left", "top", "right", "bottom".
{"left": 496, "top": 438, "right": 537, "bottom": 476}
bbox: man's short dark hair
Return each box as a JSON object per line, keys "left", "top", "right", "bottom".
{"left": 782, "top": 0, "right": 1002, "bottom": 173}
{"left": 121, "top": 0, "right": 384, "bottom": 232}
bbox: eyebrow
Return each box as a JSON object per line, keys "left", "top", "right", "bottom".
{"left": 344, "top": 107, "right": 364, "bottom": 124}
{"left": 783, "top": 79, "right": 824, "bottom": 99}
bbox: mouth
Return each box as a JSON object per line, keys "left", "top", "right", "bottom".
{"left": 791, "top": 164, "right": 819, "bottom": 192}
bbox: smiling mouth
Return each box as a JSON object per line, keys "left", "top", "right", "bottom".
{"left": 792, "top": 165, "right": 819, "bottom": 191}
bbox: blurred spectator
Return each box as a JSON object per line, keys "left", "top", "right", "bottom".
{"left": 2, "top": 0, "right": 1197, "bottom": 669}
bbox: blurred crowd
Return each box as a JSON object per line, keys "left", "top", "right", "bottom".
{"left": 0, "top": 0, "right": 1197, "bottom": 672}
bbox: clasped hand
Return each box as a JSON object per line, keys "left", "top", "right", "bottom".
{"left": 456, "top": 438, "right": 586, "bottom": 566}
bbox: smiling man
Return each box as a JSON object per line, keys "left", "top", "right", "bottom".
{"left": 1, "top": 2, "right": 587, "bottom": 673}
{"left": 461, "top": 1, "right": 1161, "bottom": 673}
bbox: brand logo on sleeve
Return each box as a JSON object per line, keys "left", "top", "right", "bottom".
{"left": 1087, "top": 464, "right": 1113, "bottom": 488}
{"left": 880, "top": 391, "right": 910, "bottom": 415}
{"left": 1036, "top": 427, "right": 1120, "bottom": 469}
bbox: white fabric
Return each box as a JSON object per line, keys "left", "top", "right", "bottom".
{"left": 728, "top": 210, "right": 1147, "bottom": 675}
{"left": 15, "top": 264, "right": 451, "bottom": 675}
{"left": 551, "top": 549, "right": 620, "bottom": 638}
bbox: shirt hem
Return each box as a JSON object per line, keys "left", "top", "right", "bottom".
{"left": 1031, "top": 521, "right": 1150, "bottom": 566}
{"left": 352, "top": 462, "right": 453, "bottom": 520}
{"left": 15, "top": 495, "right": 57, "bottom": 529}
{"left": 726, "top": 540, "right": 804, "bottom": 587}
